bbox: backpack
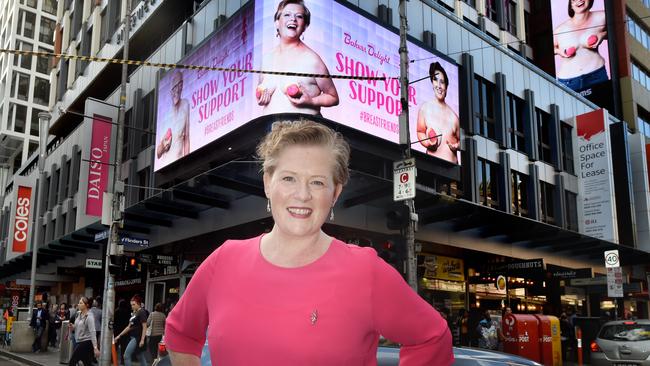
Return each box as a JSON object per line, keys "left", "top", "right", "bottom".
{"left": 478, "top": 320, "right": 499, "bottom": 350}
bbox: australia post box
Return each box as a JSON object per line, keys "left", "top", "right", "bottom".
{"left": 503, "top": 313, "right": 541, "bottom": 363}
{"left": 534, "top": 315, "right": 562, "bottom": 366}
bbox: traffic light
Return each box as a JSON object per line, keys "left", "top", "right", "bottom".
{"left": 376, "top": 235, "right": 406, "bottom": 273}
{"left": 386, "top": 204, "right": 410, "bottom": 230}
{"left": 108, "top": 255, "right": 123, "bottom": 276}
{"left": 123, "top": 256, "right": 141, "bottom": 273}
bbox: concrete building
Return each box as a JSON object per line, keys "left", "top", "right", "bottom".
{"left": 0, "top": 0, "right": 57, "bottom": 179}
{"left": 1, "top": 0, "right": 649, "bottom": 322}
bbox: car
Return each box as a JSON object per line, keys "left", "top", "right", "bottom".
{"left": 591, "top": 319, "right": 650, "bottom": 366}
{"left": 153, "top": 340, "right": 542, "bottom": 366}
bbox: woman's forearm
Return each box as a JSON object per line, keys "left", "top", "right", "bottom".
{"left": 169, "top": 350, "right": 201, "bottom": 366}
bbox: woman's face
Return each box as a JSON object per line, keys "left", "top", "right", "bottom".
{"left": 131, "top": 301, "right": 140, "bottom": 311}
{"left": 264, "top": 144, "right": 342, "bottom": 239}
{"left": 432, "top": 70, "right": 448, "bottom": 101}
{"left": 571, "top": 0, "right": 589, "bottom": 15}
{"left": 171, "top": 73, "right": 183, "bottom": 106}
{"left": 275, "top": 3, "right": 307, "bottom": 40}
{"left": 77, "top": 300, "right": 87, "bottom": 311}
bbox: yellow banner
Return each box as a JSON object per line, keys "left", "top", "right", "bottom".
{"left": 421, "top": 254, "right": 465, "bottom": 281}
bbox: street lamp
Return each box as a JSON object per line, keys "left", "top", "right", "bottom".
{"left": 27, "top": 111, "right": 51, "bottom": 314}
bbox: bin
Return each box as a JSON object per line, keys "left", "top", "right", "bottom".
{"left": 534, "top": 314, "right": 562, "bottom": 366}
{"left": 503, "top": 313, "right": 541, "bottom": 363}
{"left": 59, "top": 320, "right": 73, "bottom": 364}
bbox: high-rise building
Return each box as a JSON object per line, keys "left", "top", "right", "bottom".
{"left": 0, "top": 0, "right": 57, "bottom": 179}
{"left": 623, "top": 0, "right": 650, "bottom": 137}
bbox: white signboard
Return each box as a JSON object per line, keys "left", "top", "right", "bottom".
{"left": 393, "top": 158, "right": 416, "bottom": 201}
{"left": 85, "top": 258, "right": 103, "bottom": 269}
{"left": 604, "top": 250, "right": 620, "bottom": 268}
{"left": 607, "top": 267, "right": 624, "bottom": 297}
{"left": 574, "top": 109, "right": 618, "bottom": 243}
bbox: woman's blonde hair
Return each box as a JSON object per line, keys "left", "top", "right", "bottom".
{"left": 257, "top": 120, "right": 350, "bottom": 186}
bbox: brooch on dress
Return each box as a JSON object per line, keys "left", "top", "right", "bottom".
{"left": 310, "top": 309, "right": 318, "bottom": 325}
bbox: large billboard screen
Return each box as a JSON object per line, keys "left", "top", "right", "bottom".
{"left": 551, "top": 0, "right": 610, "bottom": 98}
{"left": 154, "top": 0, "right": 460, "bottom": 171}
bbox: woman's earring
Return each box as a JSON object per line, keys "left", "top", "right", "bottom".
{"left": 301, "top": 34, "right": 305, "bottom": 41}
{"left": 267, "top": 200, "right": 271, "bottom": 213}
{"left": 330, "top": 207, "right": 334, "bottom": 221}
{"left": 276, "top": 29, "right": 280, "bottom": 37}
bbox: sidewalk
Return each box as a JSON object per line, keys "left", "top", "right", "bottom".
{"left": 0, "top": 346, "right": 60, "bottom": 366}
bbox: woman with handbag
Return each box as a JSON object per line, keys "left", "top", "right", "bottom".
{"left": 146, "top": 303, "right": 166, "bottom": 360}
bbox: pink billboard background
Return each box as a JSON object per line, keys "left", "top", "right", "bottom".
{"left": 550, "top": 0, "right": 610, "bottom": 85}
{"left": 155, "top": 0, "right": 460, "bottom": 171}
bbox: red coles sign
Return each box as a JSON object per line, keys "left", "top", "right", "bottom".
{"left": 12, "top": 185, "right": 32, "bottom": 253}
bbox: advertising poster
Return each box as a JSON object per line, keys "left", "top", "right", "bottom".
{"left": 7, "top": 176, "right": 36, "bottom": 261}
{"left": 574, "top": 109, "right": 618, "bottom": 243}
{"left": 86, "top": 115, "right": 113, "bottom": 217}
{"left": 154, "top": 0, "right": 460, "bottom": 171}
{"left": 551, "top": 0, "right": 611, "bottom": 102}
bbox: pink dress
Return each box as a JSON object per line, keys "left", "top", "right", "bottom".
{"left": 165, "top": 235, "right": 453, "bottom": 365}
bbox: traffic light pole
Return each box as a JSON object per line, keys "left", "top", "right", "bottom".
{"left": 398, "top": 0, "right": 418, "bottom": 291}
{"left": 100, "top": 3, "right": 130, "bottom": 365}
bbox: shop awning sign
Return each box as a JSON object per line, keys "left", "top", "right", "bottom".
{"left": 421, "top": 254, "right": 465, "bottom": 281}
{"left": 393, "top": 158, "right": 416, "bottom": 201}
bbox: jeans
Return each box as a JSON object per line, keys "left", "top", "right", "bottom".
{"left": 558, "top": 65, "right": 608, "bottom": 92}
{"left": 31, "top": 326, "right": 44, "bottom": 352}
{"left": 124, "top": 336, "right": 147, "bottom": 366}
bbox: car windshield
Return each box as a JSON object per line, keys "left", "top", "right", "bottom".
{"left": 599, "top": 324, "right": 650, "bottom": 341}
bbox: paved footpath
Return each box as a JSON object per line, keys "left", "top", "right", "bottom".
{"left": 0, "top": 347, "right": 59, "bottom": 366}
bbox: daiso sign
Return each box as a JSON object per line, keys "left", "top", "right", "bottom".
{"left": 86, "top": 115, "right": 112, "bottom": 217}
{"left": 7, "top": 180, "right": 35, "bottom": 260}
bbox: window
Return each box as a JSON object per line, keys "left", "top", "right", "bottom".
{"left": 462, "top": 0, "right": 476, "bottom": 7}
{"left": 56, "top": 60, "right": 69, "bottom": 101}
{"left": 36, "top": 47, "right": 50, "bottom": 74}
{"left": 507, "top": 93, "right": 525, "bottom": 152}
{"left": 78, "top": 26, "right": 92, "bottom": 74}
{"left": 13, "top": 103, "right": 27, "bottom": 133}
{"left": 12, "top": 72, "right": 31, "bottom": 101}
{"left": 33, "top": 77, "right": 49, "bottom": 105}
{"left": 30, "top": 109, "right": 40, "bottom": 136}
{"left": 110, "top": 0, "right": 123, "bottom": 36}
{"left": 485, "top": 0, "right": 497, "bottom": 21}
{"left": 506, "top": 0, "right": 517, "bottom": 35}
{"left": 540, "top": 181, "right": 555, "bottom": 224}
{"left": 561, "top": 123, "right": 574, "bottom": 174}
{"left": 12, "top": 151, "right": 22, "bottom": 174}
{"left": 16, "top": 10, "right": 36, "bottom": 38}
{"left": 473, "top": 76, "right": 496, "bottom": 139}
{"left": 524, "top": 9, "right": 531, "bottom": 43}
{"left": 24, "top": 0, "right": 37, "bottom": 8}
{"left": 28, "top": 141, "right": 38, "bottom": 158}
{"left": 138, "top": 168, "right": 150, "bottom": 202}
{"left": 14, "top": 41, "right": 33, "bottom": 70}
{"left": 627, "top": 14, "right": 650, "bottom": 50}
{"left": 638, "top": 106, "right": 650, "bottom": 139}
{"left": 71, "top": 0, "right": 83, "bottom": 39}
{"left": 565, "top": 191, "right": 578, "bottom": 231}
{"left": 42, "top": 0, "right": 57, "bottom": 15}
{"left": 511, "top": 171, "right": 528, "bottom": 216}
{"left": 63, "top": 158, "right": 71, "bottom": 198}
{"left": 632, "top": 60, "right": 650, "bottom": 91}
{"left": 39, "top": 18, "right": 56, "bottom": 45}
{"left": 100, "top": 9, "right": 109, "bottom": 44}
{"left": 73, "top": 150, "right": 81, "bottom": 195}
{"left": 536, "top": 109, "right": 552, "bottom": 164}
{"left": 140, "top": 92, "right": 154, "bottom": 151}
{"left": 53, "top": 168, "right": 61, "bottom": 205}
{"left": 477, "top": 158, "right": 499, "bottom": 208}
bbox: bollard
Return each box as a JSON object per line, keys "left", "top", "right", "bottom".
{"left": 576, "top": 326, "right": 583, "bottom": 366}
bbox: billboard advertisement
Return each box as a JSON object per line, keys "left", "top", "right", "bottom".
{"left": 86, "top": 115, "right": 113, "bottom": 217}
{"left": 551, "top": 0, "right": 611, "bottom": 100}
{"left": 574, "top": 109, "right": 618, "bottom": 243}
{"left": 154, "top": 0, "right": 460, "bottom": 171}
{"left": 7, "top": 176, "right": 36, "bottom": 261}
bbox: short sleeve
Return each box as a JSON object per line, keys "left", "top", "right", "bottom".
{"left": 165, "top": 244, "right": 222, "bottom": 357}
{"left": 371, "top": 255, "right": 453, "bottom": 366}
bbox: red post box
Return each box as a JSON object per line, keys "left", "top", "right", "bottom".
{"left": 503, "top": 313, "right": 541, "bottom": 363}
{"left": 534, "top": 315, "right": 562, "bottom": 366}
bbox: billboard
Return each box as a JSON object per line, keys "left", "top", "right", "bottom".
{"left": 154, "top": 0, "right": 460, "bottom": 171}
{"left": 574, "top": 109, "right": 618, "bottom": 243}
{"left": 7, "top": 176, "right": 36, "bottom": 261}
{"left": 551, "top": 0, "right": 611, "bottom": 100}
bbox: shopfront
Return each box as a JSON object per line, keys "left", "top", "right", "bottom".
{"left": 418, "top": 254, "right": 466, "bottom": 316}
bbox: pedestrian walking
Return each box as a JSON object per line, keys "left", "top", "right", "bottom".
{"left": 477, "top": 310, "right": 499, "bottom": 351}
{"left": 114, "top": 295, "right": 148, "bottom": 366}
{"left": 89, "top": 299, "right": 102, "bottom": 347}
{"left": 30, "top": 301, "right": 49, "bottom": 353}
{"left": 146, "top": 303, "right": 166, "bottom": 360}
{"left": 560, "top": 312, "right": 575, "bottom": 362}
{"left": 164, "top": 120, "right": 454, "bottom": 365}
{"left": 54, "top": 303, "right": 70, "bottom": 348}
{"left": 68, "top": 297, "right": 99, "bottom": 366}
{"left": 69, "top": 304, "right": 79, "bottom": 349}
{"left": 114, "top": 299, "right": 131, "bottom": 365}
{"left": 48, "top": 303, "right": 58, "bottom": 348}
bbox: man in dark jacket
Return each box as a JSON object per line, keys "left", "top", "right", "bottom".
{"left": 30, "top": 302, "right": 49, "bottom": 352}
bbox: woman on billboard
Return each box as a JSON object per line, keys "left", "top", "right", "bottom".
{"left": 156, "top": 71, "right": 190, "bottom": 161}
{"left": 256, "top": 0, "right": 339, "bottom": 115}
{"left": 553, "top": 0, "right": 608, "bottom": 92}
{"left": 416, "top": 62, "right": 460, "bottom": 164}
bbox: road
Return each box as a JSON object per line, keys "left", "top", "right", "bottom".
{"left": 0, "top": 356, "right": 29, "bottom": 366}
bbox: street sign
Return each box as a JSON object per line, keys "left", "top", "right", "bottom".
{"left": 607, "top": 267, "right": 624, "bottom": 297}
{"left": 120, "top": 236, "right": 150, "bottom": 248}
{"left": 604, "top": 250, "right": 620, "bottom": 268}
{"left": 393, "top": 158, "right": 416, "bottom": 201}
{"left": 94, "top": 230, "right": 110, "bottom": 242}
{"left": 85, "top": 258, "right": 103, "bottom": 269}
